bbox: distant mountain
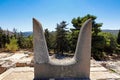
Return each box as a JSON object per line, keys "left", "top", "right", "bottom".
{"left": 22, "top": 29, "right": 119, "bottom": 37}
{"left": 2, "top": 30, "right": 33, "bottom": 37}
{"left": 22, "top": 31, "right": 56, "bottom": 37}
{"left": 102, "top": 29, "right": 119, "bottom": 35}
{"left": 3, "top": 30, "right": 14, "bottom": 36}
{"left": 22, "top": 31, "right": 33, "bottom": 37}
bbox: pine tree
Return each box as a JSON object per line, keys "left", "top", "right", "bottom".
{"left": 44, "top": 29, "right": 50, "bottom": 51}
{"left": 0, "top": 27, "right": 3, "bottom": 48}
{"left": 117, "top": 30, "right": 120, "bottom": 45}
{"left": 55, "top": 21, "right": 68, "bottom": 54}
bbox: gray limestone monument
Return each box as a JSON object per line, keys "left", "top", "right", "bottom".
{"left": 33, "top": 18, "right": 92, "bottom": 80}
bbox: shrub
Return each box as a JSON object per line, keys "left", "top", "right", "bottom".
{"left": 5, "top": 37, "right": 18, "bottom": 52}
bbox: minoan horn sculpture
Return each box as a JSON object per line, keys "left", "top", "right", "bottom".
{"left": 33, "top": 18, "right": 92, "bottom": 80}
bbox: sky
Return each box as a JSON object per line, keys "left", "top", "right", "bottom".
{"left": 0, "top": 0, "right": 120, "bottom": 32}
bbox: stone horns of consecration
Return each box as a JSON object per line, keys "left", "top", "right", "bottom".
{"left": 33, "top": 18, "right": 92, "bottom": 80}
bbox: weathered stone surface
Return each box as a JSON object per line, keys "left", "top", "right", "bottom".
{"left": 33, "top": 18, "right": 92, "bottom": 79}
{"left": 33, "top": 18, "right": 49, "bottom": 64}
{"left": 74, "top": 19, "right": 92, "bottom": 78}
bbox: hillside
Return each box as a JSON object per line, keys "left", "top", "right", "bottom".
{"left": 22, "top": 31, "right": 33, "bottom": 37}
{"left": 22, "top": 29, "right": 119, "bottom": 37}
{"left": 3, "top": 30, "right": 14, "bottom": 36}
{"left": 102, "top": 29, "right": 119, "bottom": 35}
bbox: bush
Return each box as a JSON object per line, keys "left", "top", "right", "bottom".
{"left": 5, "top": 37, "right": 18, "bottom": 52}
{"left": 93, "top": 50, "right": 106, "bottom": 60}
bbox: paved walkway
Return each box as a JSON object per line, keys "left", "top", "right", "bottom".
{"left": 0, "top": 60, "right": 120, "bottom": 80}
{"left": 90, "top": 60, "right": 120, "bottom": 80}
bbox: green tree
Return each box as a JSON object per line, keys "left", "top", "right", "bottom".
{"left": 71, "top": 17, "right": 82, "bottom": 29}
{"left": 6, "top": 29, "right": 10, "bottom": 44}
{"left": 102, "top": 32, "right": 117, "bottom": 52}
{"left": 5, "top": 37, "right": 18, "bottom": 52}
{"left": 0, "top": 28, "right": 10, "bottom": 50}
{"left": 92, "top": 32, "right": 117, "bottom": 60}
{"left": 49, "top": 31, "right": 56, "bottom": 53}
{"left": 71, "top": 14, "right": 102, "bottom": 35}
{"left": 117, "top": 30, "right": 120, "bottom": 45}
{"left": 17, "top": 32, "right": 25, "bottom": 49}
{"left": 13, "top": 28, "right": 17, "bottom": 38}
{"left": 1, "top": 34, "right": 8, "bottom": 48}
{"left": 55, "top": 21, "right": 69, "bottom": 54}
{"left": 21, "top": 35, "right": 33, "bottom": 49}
{"left": 0, "top": 27, "right": 3, "bottom": 48}
{"left": 68, "top": 29, "right": 79, "bottom": 52}
{"left": 71, "top": 14, "right": 103, "bottom": 53}
{"left": 27, "top": 35, "right": 33, "bottom": 49}
{"left": 44, "top": 29, "right": 51, "bottom": 51}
